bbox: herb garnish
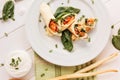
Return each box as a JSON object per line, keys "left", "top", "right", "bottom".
{"left": 87, "top": 37, "right": 91, "bottom": 42}
{"left": 4, "top": 32, "right": 8, "bottom": 37}
{"left": 45, "top": 68, "right": 48, "bottom": 71}
{"left": 18, "top": 57, "right": 21, "bottom": 62}
{"left": 49, "top": 50, "right": 53, "bottom": 53}
{"left": 47, "top": 0, "right": 54, "bottom": 6}
{"left": 111, "top": 25, "right": 114, "bottom": 29}
{"left": 0, "top": 63, "right": 4, "bottom": 67}
{"left": 77, "top": 15, "right": 85, "bottom": 22}
{"left": 55, "top": 44, "right": 58, "bottom": 48}
{"left": 61, "top": 30, "right": 73, "bottom": 52}
{"left": 44, "top": 25, "right": 47, "bottom": 29}
{"left": 118, "top": 28, "right": 120, "bottom": 35}
{"left": 61, "top": 3, "right": 64, "bottom": 5}
{"left": 15, "top": 67, "right": 19, "bottom": 70}
{"left": 0, "top": 0, "right": 15, "bottom": 21}
{"left": 39, "top": 19, "right": 41, "bottom": 22}
{"left": 112, "top": 28, "right": 120, "bottom": 50}
{"left": 9, "top": 57, "right": 22, "bottom": 70}
{"left": 112, "top": 35, "right": 120, "bottom": 50}
{"left": 91, "top": 0, "right": 94, "bottom": 4}
{"left": 67, "top": 0, "right": 70, "bottom": 4}
{"left": 41, "top": 73, "right": 45, "bottom": 77}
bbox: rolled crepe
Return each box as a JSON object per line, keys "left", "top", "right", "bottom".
{"left": 69, "top": 17, "right": 97, "bottom": 41}
{"left": 68, "top": 21, "right": 88, "bottom": 41}
{"left": 83, "top": 18, "right": 97, "bottom": 33}
{"left": 40, "top": 2, "right": 61, "bottom": 36}
{"left": 58, "top": 13, "right": 76, "bottom": 31}
{"left": 84, "top": 18, "right": 97, "bottom": 28}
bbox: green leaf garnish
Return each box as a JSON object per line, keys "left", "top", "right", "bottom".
{"left": 49, "top": 50, "right": 53, "bottom": 53}
{"left": 61, "top": 30, "right": 73, "bottom": 52}
{"left": 112, "top": 35, "right": 120, "bottom": 50}
{"left": 0, "top": 0, "right": 15, "bottom": 21}
{"left": 55, "top": 44, "right": 58, "bottom": 48}
{"left": 54, "top": 7, "right": 80, "bottom": 19}
{"left": 118, "top": 28, "right": 120, "bottom": 35}
{"left": 111, "top": 25, "right": 114, "bottom": 29}
{"left": 10, "top": 57, "right": 22, "bottom": 70}
{"left": 41, "top": 73, "right": 45, "bottom": 77}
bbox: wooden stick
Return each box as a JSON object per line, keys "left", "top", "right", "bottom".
{"left": 49, "top": 69, "right": 118, "bottom": 80}
{"left": 75, "top": 53, "right": 119, "bottom": 73}
{"left": 9, "top": 79, "right": 22, "bottom": 80}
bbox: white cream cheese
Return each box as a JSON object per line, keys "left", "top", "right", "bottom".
{"left": 5, "top": 50, "right": 32, "bottom": 78}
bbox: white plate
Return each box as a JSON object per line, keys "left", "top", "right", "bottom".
{"left": 25, "top": 0, "right": 111, "bottom": 66}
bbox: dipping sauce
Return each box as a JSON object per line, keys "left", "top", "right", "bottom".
{"left": 5, "top": 50, "right": 32, "bottom": 78}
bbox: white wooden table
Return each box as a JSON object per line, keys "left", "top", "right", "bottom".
{"left": 0, "top": 0, "right": 120, "bottom": 80}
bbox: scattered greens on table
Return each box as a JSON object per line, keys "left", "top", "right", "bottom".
{"left": 87, "top": 37, "right": 91, "bottom": 42}
{"left": 4, "top": 32, "right": 8, "bottom": 37}
{"left": 111, "top": 25, "right": 114, "bottom": 29}
{"left": 91, "top": 0, "right": 94, "bottom": 4}
{"left": 112, "top": 28, "right": 120, "bottom": 50}
{"left": 61, "top": 3, "right": 64, "bottom": 5}
{"left": 0, "top": 0, "right": 15, "bottom": 21}
{"left": 0, "top": 63, "right": 4, "bottom": 67}
{"left": 49, "top": 50, "right": 53, "bottom": 53}
{"left": 67, "top": 0, "right": 70, "bottom": 3}
{"left": 41, "top": 73, "right": 45, "bottom": 77}
{"left": 55, "top": 44, "right": 58, "bottom": 48}
{"left": 54, "top": 6, "right": 80, "bottom": 52}
{"left": 77, "top": 15, "right": 85, "bottom": 22}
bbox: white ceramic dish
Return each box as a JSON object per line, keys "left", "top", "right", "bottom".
{"left": 25, "top": 0, "right": 111, "bottom": 66}
{"left": 5, "top": 50, "right": 32, "bottom": 78}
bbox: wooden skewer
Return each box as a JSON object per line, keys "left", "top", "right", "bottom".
{"left": 48, "top": 53, "right": 119, "bottom": 80}
{"left": 75, "top": 53, "right": 119, "bottom": 73}
{"left": 9, "top": 78, "right": 22, "bottom": 80}
{"left": 49, "top": 69, "right": 118, "bottom": 80}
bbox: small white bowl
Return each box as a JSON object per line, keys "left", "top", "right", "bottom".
{"left": 5, "top": 50, "right": 32, "bottom": 78}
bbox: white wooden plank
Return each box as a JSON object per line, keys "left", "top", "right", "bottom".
{"left": 101, "top": 0, "right": 109, "bottom": 3}
{"left": 102, "top": 0, "right": 112, "bottom": 3}
{"left": 0, "top": 26, "right": 32, "bottom": 78}
{"left": 23, "top": 49, "right": 35, "bottom": 80}
{"left": 96, "top": 3, "right": 120, "bottom": 80}
{"left": 0, "top": 0, "right": 34, "bottom": 37}
{"left": 0, "top": 27, "right": 34, "bottom": 79}
{"left": 105, "top": 0, "right": 120, "bottom": 24}
{"left": 0, "top": 27, "right": 31, "bottom": 56}
{"left": 96, "top": 20, "right": 120, "bottom": 80}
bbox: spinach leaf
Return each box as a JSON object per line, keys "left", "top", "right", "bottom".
{"left": 55, "top": 12, "right": 69, "bottom": 20}
{"left": 54, "top": 7, "right": 80, "bottom": 18}
{"left": 54, "top": 7, "right": 67, "bottom": 18}
{"left": 61, "top": 30, "right": 73, "bottom": 52}
{"left": 0, "top": 0, "right": 15, "bottom": 21}
{"left": 112, "top": 35, "right": 120, "bottom": 50}
{"left": 118, "top": 28, "right": 120, "bottom": 35}
{"left": 65, "top": 7, "right": 80, "bottom": 14}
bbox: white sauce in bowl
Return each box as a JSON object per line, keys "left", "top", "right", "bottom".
{"left": 5, "top": 50, "right": 32, "bottom": 78}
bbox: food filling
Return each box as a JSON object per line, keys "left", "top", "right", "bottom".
{"left": 85, "top": 18, "right": 96, "bottom": 26}
{"left": 74, "top": 24, "right": 86, "bottom": 37}
{"left": 62, "top": 14, "right": 75, "bottom": 25}
{"left": 49, "top": 19, "right": 58, "bottom": 32}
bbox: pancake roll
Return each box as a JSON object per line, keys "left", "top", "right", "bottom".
{"left": 40, "top": 2, "right": 62, "bottom": 36}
